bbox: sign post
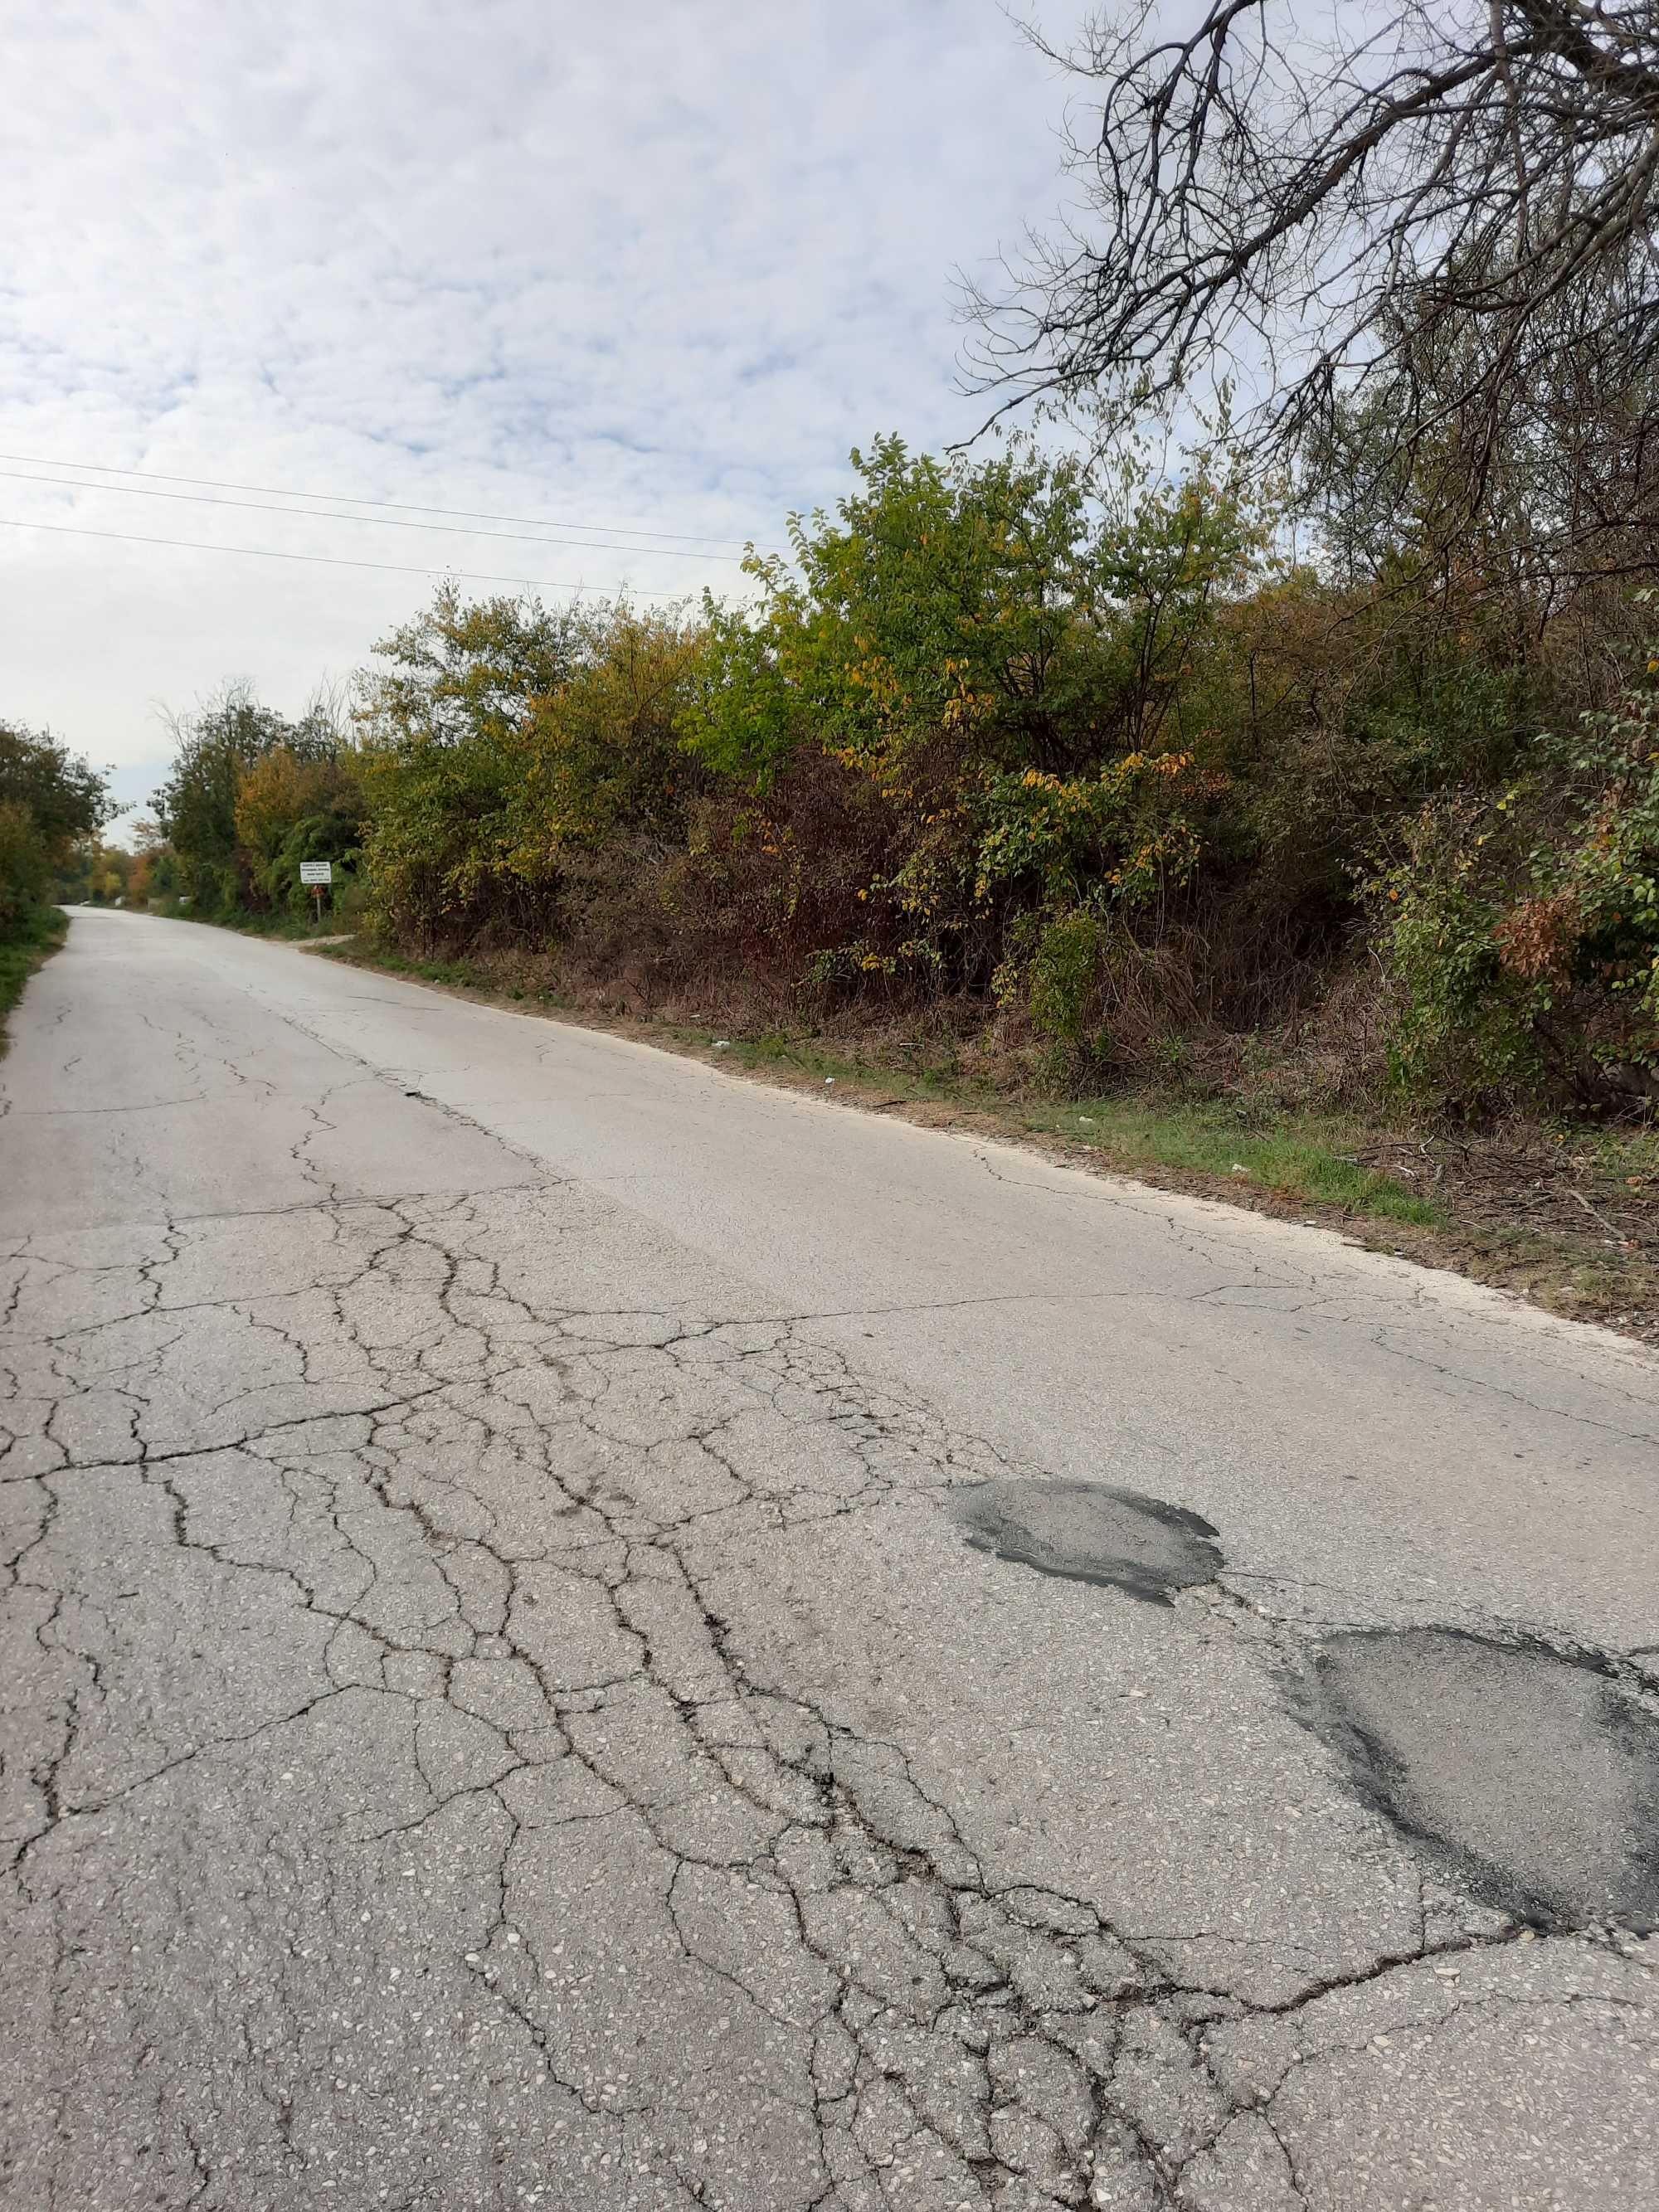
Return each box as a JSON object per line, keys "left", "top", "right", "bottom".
{"left": 299, "top": 859, "right": 333, "bottom": 926}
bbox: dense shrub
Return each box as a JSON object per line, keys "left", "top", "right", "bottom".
{"left": 353, "top": 591, "right": 704, "bottom": 950}
{"left": 682, "top": 437, "right": 1261, "bottom": 998}
{"left": 1376, "top": 663, "right": 1659, "bottom": 1111}
{"left": 0, "top": 800, "right": 51, "bottom": 927}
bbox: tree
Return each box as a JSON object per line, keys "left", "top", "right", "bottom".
{"left": 521, "top": 608, "right": 704, "bottom": 855}
{"left": 0, "top": 721, "right": 113, "bottom": 927}
{"left": 688, "top": 435, "right": 1262, "bottom": 790}
{"left": 686, "top": 438, "right": 1256, "bottom": 984}
{"left": 688, "top": 435, "right": 1102, "bottom": 790}
{"left": 0, "top": 722, "right": 112, "bottom": 858}
{"left": 233, "top": 747, "right": 363, "bottom": 914}
{"left": 356, "top": 586, "right": 586, "bottom": 751}
{"left": 969, "top": 3, "right": 1659, "bottom": 580}
{"left": 124, "top": 819, "right": 174, "bottom": 907}
{"left": 154, "top": 681, "right": 351, "bottom": 911}
{"left": 234, "top": 749, "right": 348, "bottom": 869}
{"left": 353, "top": 589, "right": 592, "bottom": 943}
{"left": 154, "top": 683, "right": 290, "bottom": 908}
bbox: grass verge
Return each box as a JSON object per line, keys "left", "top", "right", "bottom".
{"left": 148, "top": 898, "right": 350, "bottom": 942}
{"left": 309, "top": 934, "right": 1657, "bottom": 1345}
{"left": 0, "top": 905, "right": 67, "bottom": 1057}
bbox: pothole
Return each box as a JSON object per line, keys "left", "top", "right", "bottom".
{"left": 1304, "top": 1627, "right": 1659, "bottom": 1931}
{"left": 952, "top": 1478, "right": 1224, "bottom": 1605}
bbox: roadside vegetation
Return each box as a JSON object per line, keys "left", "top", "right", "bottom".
{"left": 119, "top": 448, "right": 1659, "bottom": 1129}
{"left": 1, "top": 721, "right": 110, "bottom": 1051}
{"left": 45, "top": 3, "right": 1659, "bottom": 1325}
{"left": 124, "top": 438, "right": 1659, "bottom": 1112}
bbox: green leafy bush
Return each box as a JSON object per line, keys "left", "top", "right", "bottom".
{"left": 0, "top": 800, "right": 51, "bottom": 927}
{"left": 1376, "top": 649, "right": 1659, "bottom": 1111}
{"left": 1027, "top": 909, "right": 1112, "bottom": 1067}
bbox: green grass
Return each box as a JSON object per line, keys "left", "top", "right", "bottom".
{"left": 153, "top": 899, "right": 350, "bottom": 942}
{"left": 317, "top": 941, "right": 498, "bottom": 990}
{"left": 0, "top": 904, "right": 68, "bottom": 1055}
{"left": 1015, "top": 1097, "right": 1445, "bottom": 1223}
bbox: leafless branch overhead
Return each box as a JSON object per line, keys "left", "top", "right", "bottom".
{"left": 968, "top": 2, "right": 1659, "bottom": 569}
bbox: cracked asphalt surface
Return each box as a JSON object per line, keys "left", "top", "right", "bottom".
{"left": 3, "top": 909, "right": 1658, "bottom": 2210}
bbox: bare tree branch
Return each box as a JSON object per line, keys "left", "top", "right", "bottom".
{"left": 967, "top": 2, "right": 1659, "bottom": 578}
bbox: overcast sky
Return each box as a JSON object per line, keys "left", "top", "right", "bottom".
{"left": 1, "top": 0, "right": 1081, "bottom": 822}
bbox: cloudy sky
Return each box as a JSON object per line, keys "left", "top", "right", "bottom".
{"left": 2, "top": 0, "right": 1082, "bottom": 822}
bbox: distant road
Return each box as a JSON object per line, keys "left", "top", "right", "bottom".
{"left": 3, "top": 908, "right": 1656, "bottom": 2210}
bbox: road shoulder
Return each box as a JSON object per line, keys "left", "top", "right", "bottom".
{"left": 304, "top": 932, "right": 1659, "bottom": 1350}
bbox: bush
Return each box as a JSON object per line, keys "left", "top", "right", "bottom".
{"left": 0, "top": 800, "right": 51, "bottom": 927}
{"left": 1024, "top": 909, "right": 1112, "bottom": 1074}
{"left": 1376, "top": 651, "right": 1659, "bottom": 1112}
{"left": 353, "top": 594, "right": 703, "bottom": 951}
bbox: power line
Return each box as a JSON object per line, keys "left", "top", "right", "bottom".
{"left": 0, "top": 466, "right": 757, "bottom": 563}
{"left": 0, "top": 449, "right": 781, "bottom": 553}
{"left": 0, "top": 513, "right": 725, "bottom": 600}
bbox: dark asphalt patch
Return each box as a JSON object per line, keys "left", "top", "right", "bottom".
{"left": 954, "top": 1478, "right": 1223, "bottom": 1604}
{"left": 1305, "top": 1628, "right": 1659, "bottom": 1932}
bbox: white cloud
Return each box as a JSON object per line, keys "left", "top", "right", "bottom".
{"left": 0, "top": 0, "right": 1077, "bottom": 814}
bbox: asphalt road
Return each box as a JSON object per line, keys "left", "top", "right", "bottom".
{"left": 3, "top": 907, "right": 1657, "bottom": 2211}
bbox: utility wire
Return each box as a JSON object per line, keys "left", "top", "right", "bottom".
{"left": 0, "top": 514, "right": 720, "bottom": 600}
{"left": 0, "top": 450, "right": 780, "bottom": 553}
{"left": 0, "top": 466, "right": 756, "bottom": 563}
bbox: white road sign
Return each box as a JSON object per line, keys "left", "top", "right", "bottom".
{"left": 299, "top": 861, "right": 333, "bottom": 886}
